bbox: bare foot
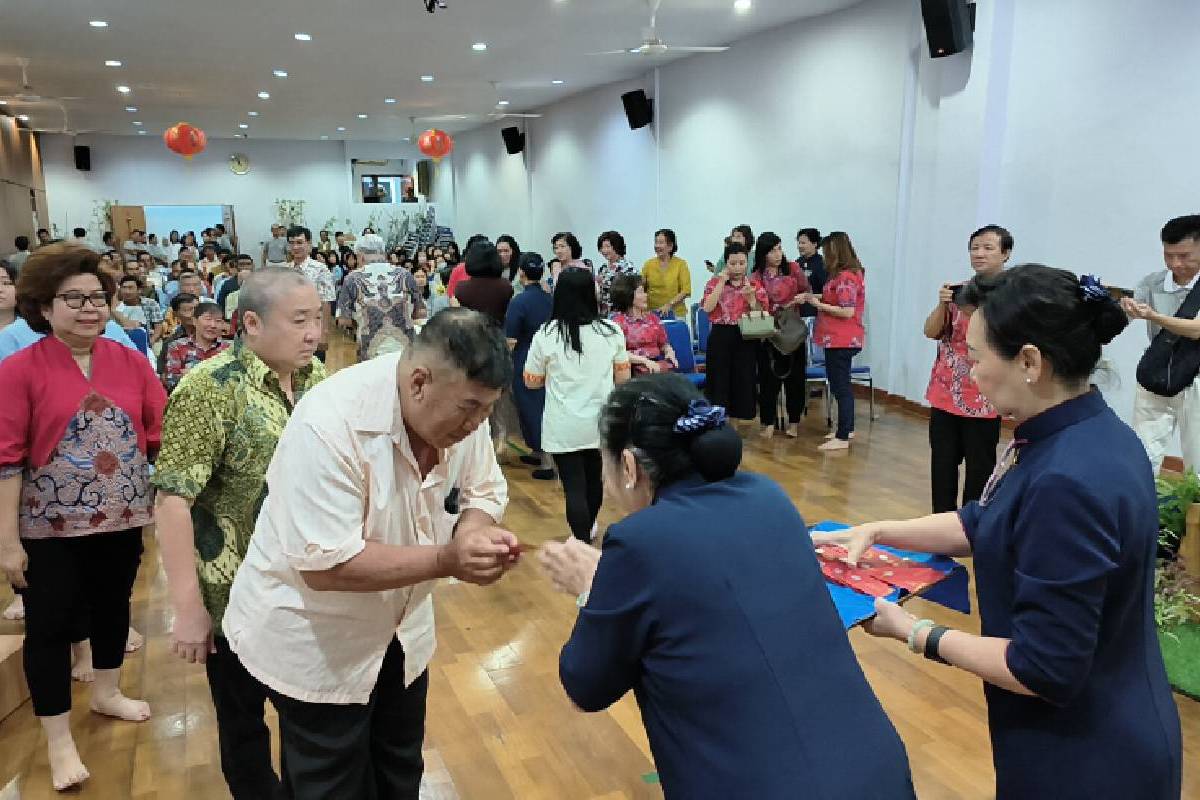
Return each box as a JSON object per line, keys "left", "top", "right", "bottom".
{"left": 47, "top": 731, "right": 90, "bottom": 791}
{"left": 71, "top": 641, "right": 94, "bottom": 683}
{"left": 124, "top": 627, "right": 144, "bottom": 653}
{"left": 2, "top": 595, "right": 24, "bottom": 620}
{"left": 91, "top": 692, "right": 151, "bottom": 722}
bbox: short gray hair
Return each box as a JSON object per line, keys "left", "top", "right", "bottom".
{"left": 237, "top": 267, "right": 313, "bottom": 320}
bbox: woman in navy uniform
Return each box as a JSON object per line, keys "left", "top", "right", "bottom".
{"left": 816, "top": 265, "right": 1181, "bottom": 799}
{"left": 539, "top": 373, "right": 914, "bottom": 800}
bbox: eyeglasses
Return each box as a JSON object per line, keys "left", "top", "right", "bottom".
{"left": 55, "top": 291, "right": 110, "bottom": 309}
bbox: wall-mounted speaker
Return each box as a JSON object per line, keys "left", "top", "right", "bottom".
{"left": 73, "top": 145, "right": 91, "bottom": 171}
{"left": 501, "top": 126, "right": 525, "bottom": 155}
{"left": 416, "top": 160, "right": 433, "bottom": 200}
{"left": 621, "top": 89, "right": 654, "bottom": 130}
{"left": 921, "top": 0, "right": 974, "bottom": 58}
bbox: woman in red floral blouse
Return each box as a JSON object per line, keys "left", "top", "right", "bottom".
{"left": 922, "top": 225, "right": 1011, "bottom": 511}
{"left": 804, "top": 232, "right": 866, "bottom": 451}
{"left": 609, "top": 274, "right": 678, "bottom": 375}
{"left": 701, "top": 242, "right": 768, "bottom": 422}
{"left": 0, "top": 246, "right": 166, "bottom": 792}
{"left": 751, "top": 232, "right": 811, "bottom": 439}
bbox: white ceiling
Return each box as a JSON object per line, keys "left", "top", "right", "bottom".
{"left": 0, "top": 0, "right": 860, "bottom": 141}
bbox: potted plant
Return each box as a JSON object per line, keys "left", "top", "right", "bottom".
{"left": 1155, "top": 470, "right": 1200, "bottom": 698}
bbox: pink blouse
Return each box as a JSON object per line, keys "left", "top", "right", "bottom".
{"left": 0, "top": 336, "right": 166, "bottom": 538}
{"left": 925, "top": 301, "right": 997, "bottom": 418}
{"left": 813, "top": 270, "right": 866, "bottom": 350}
{"left": 702, "top": 276, "right": 769, "bottom": 325}
{"left": 752, "top": 265, "right": 809, "bottom": 313}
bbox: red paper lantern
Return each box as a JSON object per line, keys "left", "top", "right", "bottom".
{"left": 417, "top": 128, "right": 454, "bottom": 162}
{"left": 163, "top": 122, "right": 207, "bottom": 160}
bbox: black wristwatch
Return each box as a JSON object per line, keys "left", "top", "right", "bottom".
{"left": 924, "top": 625, "right": 950, "bottom": 664}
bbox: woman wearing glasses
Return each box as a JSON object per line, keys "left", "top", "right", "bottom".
{"left": 0, "top": 245, "right": 167, "bottom": 792}
{"left": 813, "top": 266, "right": 1181, "bottom": 799}
{"left": 539, "top": 373, "right": 914, "bottom": 799}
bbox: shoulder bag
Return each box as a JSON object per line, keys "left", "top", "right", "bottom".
{"left": 1136, "top": 282, "right": 1200, "bottom": 397}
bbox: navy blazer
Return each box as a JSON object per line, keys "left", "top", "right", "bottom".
{"left": 560, "top": 472, "right": 914, "bottom": 800}
{"left": 960, "top": 390, "right": 1181, "bottom": 799}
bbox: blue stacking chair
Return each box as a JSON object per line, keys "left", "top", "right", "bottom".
{"left": 127, "top": 327, "right": 150, "bottom": 356}
{"left": 852, "top": 362, "right": 878, "bottom": 420}
{"left": 689, "top": 304, "right": 711, "bottom": 367}
{"left": 804, "top": 319, "right": 833, "bottom": 429}
{"left": 663, "top": 319, "right": 705, "bottom": 388}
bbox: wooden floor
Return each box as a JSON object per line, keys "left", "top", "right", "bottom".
{"left": 1, "top": 333, "right": 1198, "bottom": 798}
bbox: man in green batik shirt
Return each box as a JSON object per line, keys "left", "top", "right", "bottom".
{"left": 152, "top": 267, "right": 326, "bottom": 800}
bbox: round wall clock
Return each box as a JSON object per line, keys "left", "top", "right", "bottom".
{"left": 229, "top": 153, "right": 251, "bottom": 175}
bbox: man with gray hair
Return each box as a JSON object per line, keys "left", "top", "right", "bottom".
{"left": 337, "top": 231, "right": 424, "bottom": 361}
{"left": 223, "top": 308, "right": 519, "bottom": 799}
{"left": 152, "top": 266, "right": 327, "bottom": 799}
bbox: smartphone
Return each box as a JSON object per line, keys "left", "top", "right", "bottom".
{"left": 1107, "top": 287, "right": 1135, "bottom": 301}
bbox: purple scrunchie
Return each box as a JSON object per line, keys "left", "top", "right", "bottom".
{"left": 1079, "top": 274, "right": 1110, "bottom": 304}
{"left": 674, "top": 399, "right": 728, "bottom": 434}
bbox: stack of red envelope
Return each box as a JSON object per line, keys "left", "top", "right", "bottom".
{"left": 815, "top": 544, "right": 945, "bottom": 597}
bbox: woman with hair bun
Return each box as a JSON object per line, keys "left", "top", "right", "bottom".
{"left": 539, "top": 373, "right": 915, "bottom": 800}
{"left": 815, "top": 265, "right": 1181, "bottom": 799}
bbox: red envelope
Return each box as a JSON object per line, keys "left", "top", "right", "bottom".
{"left": 820, "top": 560, "right": 894, "bottom": 597}
{"left": 815, "top": 544, "right": 944, "bottom": 593}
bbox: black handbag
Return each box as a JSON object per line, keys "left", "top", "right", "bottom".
{"left": 770, "top": 306, "right": 808, "bottom": 356}
{"left": 1136, "top": 282, "right": 1200, "bottom": 397}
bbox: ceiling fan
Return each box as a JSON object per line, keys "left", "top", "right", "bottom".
{"left": 589, "top": 0, "right": 729, "bottom": 56}
{"left": 0, "top": 58, "right": 82, "bottom": 106}
{"left": 418, "top": 82, "right": 543, "bottom": 124}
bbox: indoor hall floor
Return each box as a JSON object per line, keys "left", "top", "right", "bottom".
{"left": 0, "top": 332, "right": 1197, "bottom": 798}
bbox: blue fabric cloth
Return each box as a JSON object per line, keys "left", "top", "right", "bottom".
{"left": 560, "top": 472, "right": 914, "bottom": 800}
{"left": 810, "top": 521, "right": 970, "bottom": 627}
{"left": 0, "top": 317, "right": 137, "bottom": 364}
{"left": 504, "top": 284, "right": 552, "bottom": 452}
{"left": 958, "top": 390, "right": 1180, "bottom": 799}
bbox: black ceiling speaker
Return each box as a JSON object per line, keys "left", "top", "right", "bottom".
{"left": 73, "top": 145, "right": 91, "bottom": 171}
{"left": 501, "top": 126, "right": 525, "bottom": 155}
{"left": 921, "top": 0, "right": 974, "bottom": 58}
{"left": 621, "top": 89, "right": 654, "bottom": 130}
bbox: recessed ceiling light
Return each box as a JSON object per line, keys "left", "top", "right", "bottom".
{"left": 89, "top": 20, "right": 108, "bottom": 28}
{"left": 734, "top": 0, "right": 752, "bottom": 12}
{"left": 320, "top": 135, "right": 329, "bottom": 140}
{"left": 116, "top": 85, "right": 131, "bottom": 93}
{"left": 132, "top": 121, "right": 142, "bottom": 126}
{"left": 235, "top": 133, "right": 247, "bottom": 138}
{"left": 239, "top": 123, "right": 249, "bottom": 129}
{"left": 257, "top": 91, "right": 270, "bottom": 99}
{"left": 336, "top": 126, "right": 346, "bottom": 132}
{"left": 273, "top": 69, "right": 288, "bottom": 78}
{"left": 402, "top": 137, "right": 410, "bottom": 142}
{"left": 497, "top": 100, "right": 510, "bottom": 106}
{"left": 552, "top": 79, "right": 565, "bottom": 85}
{"left": 384, "top": 98, "right": 397, "bottom": 104}
{"left": 105, "top": 60, "right": 122, "bottom": 67}
{"left": 138, "top": 130, "right": 147, "bottom": 135}
{"left": 421, "top": 74, "right": 434, "bottom": 82}
{"left": 472, "top": 42, "right": 487, "bottom": 51}
{"left": 294, "top": 32, "right": 312, "bottom": 41}
{"left": 628, "top": 48, "right": 640, "bottom": 54}
{"left": 247, "top": 111, "right": 259, "bottom": 117}
{"left": 17, "top": 114, "right": 29, "bottom": 121}
{"left": 125, "top": 106, "right": 137, "bottom": 112}
{"left": 357, "top": 113, "right": 368, "bottom": 119}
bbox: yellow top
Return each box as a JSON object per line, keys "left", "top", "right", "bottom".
{"left": 641, "top": 256, "right": 692, "bottom": 318}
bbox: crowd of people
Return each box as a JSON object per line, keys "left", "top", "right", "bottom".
{"left": 0, "top": 211, "right": 1194, "bottom": 798}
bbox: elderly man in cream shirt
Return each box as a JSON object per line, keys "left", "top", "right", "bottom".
{"left": 222, "top": 308, "right": 520, "bottom": 800}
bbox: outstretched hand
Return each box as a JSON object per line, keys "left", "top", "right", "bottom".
{"left": 538, "top": 537, "right": 601, "bottom": 597}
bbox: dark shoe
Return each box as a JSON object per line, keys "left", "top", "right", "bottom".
{"left": 520, "top": 454, "right": 541, "bottom": 466}
{"left": 532, "top": 468, "right": 556, "bottom": 480}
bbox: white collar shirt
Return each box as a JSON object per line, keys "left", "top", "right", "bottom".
{"left": 222, "top": 351, "right": 508, "bottom": 704}
{"left": 1164, "top": 271, "right": 1199, "bottom": 294}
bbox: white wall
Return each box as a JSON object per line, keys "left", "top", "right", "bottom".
{"left": 445, "top": 0, "right": 1200, "bottom": 452}
{"left": 40, "top": 134, "right": 443, "bottom": 254}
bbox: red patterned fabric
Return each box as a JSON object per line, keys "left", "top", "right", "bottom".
{"left": 751, "top": 265, "right": 809, "bottom": 313}
{"left": 813, "top": 270, "right": 865, "bottom": 349}
{"left": 925, "top": 301, "right": 997, "bottom": 418}
{"left": 701, "top": 276, "right": 769, "bottom": 325}
{"left": 612, "top": 312, "right": 668, "bottom": 360}
{"left": 819, "top": 560, "right": 893, "bottom": 597}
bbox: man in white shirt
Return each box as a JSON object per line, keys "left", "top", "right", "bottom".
{"left": 286, "top": 225, "right": 336, "bottom": 362}
{"left": 122, "top": 229, "right": 148, "bottom": 255}
{"left": 1123, "top": 214, "right": 1200, "bottom": 472}
{"left": 262, "top": 224, "right": 289, "bottom": 267}
{"left": 7, "top": 236, "right": 32, "bottom": 274}
{"left": 223, "top": 308, "right": 519, "bottom": 799}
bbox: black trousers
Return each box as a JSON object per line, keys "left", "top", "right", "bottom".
{"left": 552, "top": 449, "right": 603, "bottom": 542}
{"left": 207, "top": 636, "right": 289, "bottom": 800}
{"left": 929, "top": 408, "right": 1002, "bottom": 513}
{"left": 824, "top": 348, "right": 860, "bottom": 441}
{"left": 757, "top": 342, "right": 807, "bottom": 426}
{"left": 705, "top": 324, "right": 758, "bottom": 420}
{"left": 262, "top": 638, "right": 428, "bottom": 800}
{"left": 21, "top": 528, "right": 143, "bottom": 717}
